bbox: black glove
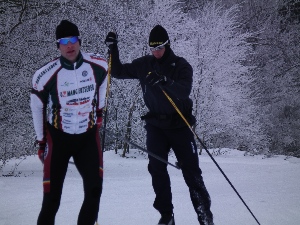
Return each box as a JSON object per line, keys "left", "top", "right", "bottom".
{"left": 105, "top": 32, "right": 118, "bottom": 47}
{"left": 146, "top": 71, "right": 167, "bottom": 86}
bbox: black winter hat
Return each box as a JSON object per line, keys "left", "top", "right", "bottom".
{"left": 148, "top": 25, "right": 170, "bottom": 47}
{"left": 56, "top": 20, "right": 80, "bottom": 40}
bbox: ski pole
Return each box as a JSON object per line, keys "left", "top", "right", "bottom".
{"left": 101, "top": 50, "right": 112, "bottom": 151}
{"left": 160, "top": 86, "right": 261, "bottom": 225}
{"left": 100, "top": 127, "right": 181, "bottom": 170}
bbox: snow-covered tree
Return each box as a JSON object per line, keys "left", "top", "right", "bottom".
{"left": 1, "top": 0, "right": 300, "bottom": 164}
{"left": 182, "top": 2, "right": 265, "bottom": 150}
{"left": 246, "top": 0, "right": 300, "bottom": 156}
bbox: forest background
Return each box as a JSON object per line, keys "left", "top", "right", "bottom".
{"left": 1, "top": 0, "right": 300, "bottom": 169}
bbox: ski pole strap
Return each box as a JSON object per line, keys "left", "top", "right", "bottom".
{"left": 100, "top": 127, "right": 180, "bottom": 170}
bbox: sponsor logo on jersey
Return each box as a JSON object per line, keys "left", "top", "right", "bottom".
{"left": 63, "top": 108, "right": 76, "bottom": 112}
{"left": 62, "top": 119, "right": 72, "bottom": 124}
{"left": 35, "top": 62, "right": 58, "bottom": 85}
{"left": 66, "top": 97, "right": 90, "bottom": 106}
{"left": 79, "top": 125, "right": 87, "bottom": 129}
{"left": 61, "top": 81, "right": 74, "bottom": 87}
{"left": 60, "top": 84, "right": 94, "bottom": 97}
{"left": 66, "top": 99, "right": 78, "bottom": 106}
{"left": 61, "top": 91, "right": 67, "bottom": 97}
{"left": 91, "top": 54, "right": 105, "bottom": 61}
{"left": 62, "top": 112, "right": 73, "bottom": 117}
{"left": 80, "top": 77, "right": 92, "bottom": 83}
{"left": 78, "top": 111, "right": 90, "bottom": 117}
{"left": 82, "top": 71, "right": 88, "bottom": 77}
{"left": 79, "top": 118, "right": 88, "bottom": 123}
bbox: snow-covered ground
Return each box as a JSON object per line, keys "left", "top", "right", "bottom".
{"left": 1, "top": 149, "right": 300, "bottom": 225}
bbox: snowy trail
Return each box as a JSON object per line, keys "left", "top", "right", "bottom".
{"left": 0, "top": 149, "right": 300, "bottom": 225}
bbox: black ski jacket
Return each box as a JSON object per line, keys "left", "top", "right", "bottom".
{"left": 110, "top": 45, "right": 196, "bottom": 129}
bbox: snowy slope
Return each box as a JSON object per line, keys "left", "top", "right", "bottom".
{"left": 0, "top": 149, "right": 299, "bottom": 225}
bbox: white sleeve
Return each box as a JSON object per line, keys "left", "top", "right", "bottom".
{"left": 30, "top": 94, "right": 45, "bottom": 141}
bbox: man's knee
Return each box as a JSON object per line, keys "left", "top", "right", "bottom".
{"left": 91, "top": 186, "right": 102, "bottom": 199}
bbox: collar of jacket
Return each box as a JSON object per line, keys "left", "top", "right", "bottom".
{"left": 60, "top": 52, "right": 84, "bottom": 70}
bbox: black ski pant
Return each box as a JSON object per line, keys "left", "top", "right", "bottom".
{"left": 37, "top": 124, "right": 103, "bottom": 225}
{"left": 145, "top": 123, "right": 213, "bottom": 224}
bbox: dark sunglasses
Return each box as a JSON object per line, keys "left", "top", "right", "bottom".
{"left": 150, "top": 40, "right": 169, "bottom": 52}
{"left": 56, "top": 36, "right": 80, "bottom": 45}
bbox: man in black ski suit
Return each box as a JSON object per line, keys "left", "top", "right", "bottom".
{"left": 105, "top": 25, "right": 214, "bottom": 225}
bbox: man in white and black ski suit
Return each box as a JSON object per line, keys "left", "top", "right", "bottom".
{"left": 105, "top": 25, "right": 214, "bottom": 225}
{"left": 31, "top": 20, "right": 108, "bottom": 225}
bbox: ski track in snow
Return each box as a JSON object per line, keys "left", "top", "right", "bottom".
{"left": 0, "top": 149, "right": 300, "bottom": 225}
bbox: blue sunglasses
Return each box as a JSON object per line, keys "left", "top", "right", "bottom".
{"left": 57, "top": 36, "right": 80, "bottom": 45}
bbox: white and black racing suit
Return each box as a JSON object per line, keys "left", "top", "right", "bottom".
{"left": 31, "top": 51, "right": 108, "bottom": 141}
{"left": 30, "top": 51, "right": 107, "bottom": 225}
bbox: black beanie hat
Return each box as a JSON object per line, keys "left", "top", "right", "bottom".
{"left": 56, "top": 20, "right": 80, "bottom": 40}
{"left": 149, "top": 25, "right": 170, "bottom": 47}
